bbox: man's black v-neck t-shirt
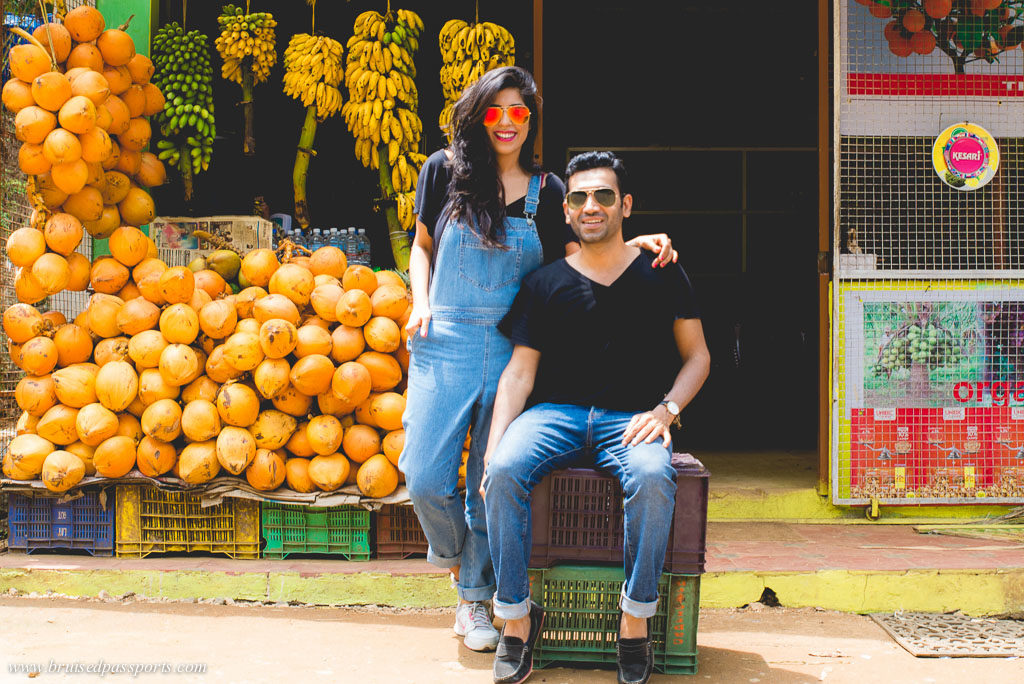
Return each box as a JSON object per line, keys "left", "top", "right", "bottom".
{"left": 498, "top": 250, "right": 701, "bottom": 413}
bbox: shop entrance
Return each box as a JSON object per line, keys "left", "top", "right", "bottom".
{"left": 540, "top": 1, "right": 823, "bottom": 483}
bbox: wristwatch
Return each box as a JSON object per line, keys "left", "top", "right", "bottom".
{"left": 660, "top": 399, "right": 680, "bottom": 417}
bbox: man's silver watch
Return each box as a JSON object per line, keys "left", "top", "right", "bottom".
{"left": 660, "top": 399, "right": 680, "bottom": 417}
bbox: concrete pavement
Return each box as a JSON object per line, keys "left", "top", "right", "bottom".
{"left": 0, "top": 597, "right": 1021, "bottom": 683}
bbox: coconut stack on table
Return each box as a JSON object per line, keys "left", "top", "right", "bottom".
{"left": 3, "top": 238, "right": 414, "bottom": 501}
{"left": 2, "top": 11, "right": 413, "bottom": 503}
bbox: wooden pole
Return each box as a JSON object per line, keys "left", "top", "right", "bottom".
{"left": 817, "top": 0, "right": 831, "bottom": 494}
{"left": 532, "top": 0, "right": 543, "bottom": 166}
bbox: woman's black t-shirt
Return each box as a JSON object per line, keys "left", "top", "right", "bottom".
{"left": 413, "top": 149, "right": 577, "bottom": 266}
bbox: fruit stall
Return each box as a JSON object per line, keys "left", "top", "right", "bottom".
{"left": 0, "top": 0, "right": 512, "bottom": 558}
{"left": 833, "top": 1, "right": 1024, "bottom": 510}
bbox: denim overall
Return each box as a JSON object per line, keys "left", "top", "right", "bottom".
{"left": 399, "top": 175, "right": 544, "bottom": 602}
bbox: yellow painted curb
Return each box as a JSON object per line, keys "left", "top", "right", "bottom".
{"left": 701, "top": 568, "right": 1024, "bottom": 615}
{"left": 708, "top": 486, "right": 1016, "bottom": 523}
{"left": 2, "top": 566, "right": 1022, "bottom": 616}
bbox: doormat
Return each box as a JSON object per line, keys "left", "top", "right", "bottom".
{"left": 871, "top": 612, "right": 1024, "bottom": 657}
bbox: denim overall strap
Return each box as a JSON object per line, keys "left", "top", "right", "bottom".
{"left": 522, "top": 173, "right": 542, "bottom": 223}
{"left": 428, "top": 175, "right": 545, "bottom": 325}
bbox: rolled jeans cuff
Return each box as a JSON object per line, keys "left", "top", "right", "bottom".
{"left": 620, "top": 585, "right": 659, "bottom": 619}
{"left": 458, "top": 583, "right": 495, "bottom": 603}
{"left": 492, "top": 595, "right": 531, "bottom": 620}
{"left": 427, "top": 548, "right": 461, "bottom": 570}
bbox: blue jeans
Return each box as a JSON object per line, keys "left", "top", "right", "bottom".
{"left": 399, "top": 320, "right": 514, "bottom": 602}
{"left": 484, "top": 403, "right": 677, "bottom": 620}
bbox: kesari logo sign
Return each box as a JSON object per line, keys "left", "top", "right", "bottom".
{"left": 933, "top": 122, "right": 999, "bottom": 191}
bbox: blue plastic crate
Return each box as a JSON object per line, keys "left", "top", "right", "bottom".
{"left": 8, "top": 491, "right": 115, "bottom": 556}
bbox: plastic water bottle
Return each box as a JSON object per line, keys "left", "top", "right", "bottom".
{"left": 335, "top": 228, "right": 347, "bottom": 260}
{"left": 346, "top": 228, "right": 359, "bottom": 264}
{"left": 310, "top": 228, "right": 323, "bottom": 252}
{"left": 357, "top": 228, "right": 371, "bottom": 266}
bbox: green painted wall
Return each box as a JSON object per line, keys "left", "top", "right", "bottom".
{"left": 93, "top": 0, "right": 158, "bottom": 258}
{"left": 94, "top": 0, "right": 156, "bottom": 56}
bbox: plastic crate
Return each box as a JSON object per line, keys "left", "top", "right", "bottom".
{"left": 375, "top": 504, "right": 428, "bottom": 559}
{"left": 529, "top": 565, "right": 699, "bottom": 675}
{"left": 7, "top": 491, "right": 114, "bottom": 556}
{"left": 115, "top": 486, "right": 259, "bottom": 559}
{"left": 529, "top": 453, "right": 709, "bottom": 574}
{"left": 261, "top": 502, "right": 370, "bottom": 560}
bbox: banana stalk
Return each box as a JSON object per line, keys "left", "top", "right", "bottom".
{"left": 178, "top": 148, "right": 194, "bottom": 201}
{"left": 377, "top": 145, "right": 411, "bottom": 271}
{"left": 241, "top": 58, "right": 256, "bottom": 155}
{"left": 293, "top": 105, "right": 318, "bottom": 228}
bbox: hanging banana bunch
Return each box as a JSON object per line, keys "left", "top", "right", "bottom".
{"left": 215, "top": 2, "right": 277, "bottom": 155}
{"left": 152, "top": 21, "right": 216, "bottom": 200}
{"left": 284, "top": 1, "right": 345, "bottom": 228}
{"left": 438, "top": 16, "right": 515, "bottom": 141}
{"left": 341, "top": 5, "right": 427, "bottom": 271}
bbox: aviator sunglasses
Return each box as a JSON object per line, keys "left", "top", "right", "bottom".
{"left": 483, "top": 104, "right": 531, "bottom": 127}
{"left": 565, "top": 188, "right": 618, "bottom": 210}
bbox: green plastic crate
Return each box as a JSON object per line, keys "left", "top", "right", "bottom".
{"left": 261, "top": 502, "right": 370, "bottom": 560}
{"left": 528, "top": 565, "right": 699, "bottom": 675}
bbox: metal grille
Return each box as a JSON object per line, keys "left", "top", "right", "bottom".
{"left": 833, "top": 1, "right": 1024, "bottom": 505}
{"left": 837, "top": 0, "right": 1024, "bottom": 274}
{"left": 839, "top": 136, "right": 1024, "bottom": 272}
{"left": 871, "top": 612, "right": 1024, "bottom": 657}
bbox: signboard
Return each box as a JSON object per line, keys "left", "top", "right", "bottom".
{"left": 834, "top": 283, "right": 1024, "bottom": 504}
{"left": 933, "top": 122, "right": 999, "bottom": 190}
{"left": 840, "top": 0, "right": 1024, "bottom": 136}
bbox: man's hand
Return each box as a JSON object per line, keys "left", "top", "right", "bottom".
{"left": 621, "top": 406, "right": 673, "bottom": 447}
{"left": 626, "top": 233, "right": 678, "bottom": 268}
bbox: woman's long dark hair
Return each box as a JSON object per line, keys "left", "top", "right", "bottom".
{"left": 443, "top": 66, "right": 541, "bottom": 249}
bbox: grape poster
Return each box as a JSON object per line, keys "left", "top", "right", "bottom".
{"left": 843, "top": 288, "right": 1024, "bottom": 500}
{"left": 855, "top": 295, "right": 1024, "bottom": 408}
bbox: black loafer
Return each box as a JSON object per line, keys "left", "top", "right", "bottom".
{"left": 617, "top": 623, "right": 653, "bottom": 684}
{"left": 492, "top": 601, "right": 545, "bottom": 684}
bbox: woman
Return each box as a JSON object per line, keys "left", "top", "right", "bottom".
{"left": 399, "top": 67, "right": 675, "bottom": 652}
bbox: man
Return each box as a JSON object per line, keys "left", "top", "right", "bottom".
{"left": 482, "top": 151, "right": 710, "bottom": 684}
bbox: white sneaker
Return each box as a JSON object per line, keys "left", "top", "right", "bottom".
{"left": 454, "top": 601, "right": 500, "bottom": 651}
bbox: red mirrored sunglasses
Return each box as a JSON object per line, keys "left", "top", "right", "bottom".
{"left": 483, "top": 104, "right": 531, "bottom": 127}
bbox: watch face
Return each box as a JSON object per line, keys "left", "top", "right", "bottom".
{"left": 664, "top": 400, "right": 680, "bottom": 416}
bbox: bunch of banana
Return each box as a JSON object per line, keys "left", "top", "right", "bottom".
{"left": 340, "top": 8, "right": 424, "bottom": 271}
{"left": 215, "top": 3, "right": 276, "bottom": 155}
{"left": 285, "top": 26, "right": 345, "bottom": 228}
{"left": 283, "top": 33, "right": 344, "bottom": 118}
{"left": 152, "top": 22, "right": 216, "bottom": 198}
{"left": 341, "top": 8, "right": 425, "bottom": 182}
{"left": 215, "top": 4, "right": 278, "bottom": 85}
{"left": 438, "top": 19, "right": 515, "bottom": 138}
{"left": 395, "top": 191, "right": 417, "bottom": 232}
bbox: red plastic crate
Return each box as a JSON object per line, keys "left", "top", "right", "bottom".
{"left": 375, "top": 504, "right": 428, "bottom": 559}
{"left": 529, "top": 453, "right": 708, "bottom": 574}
